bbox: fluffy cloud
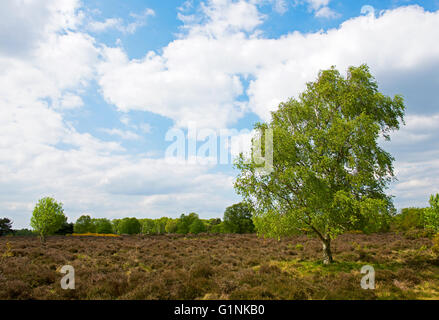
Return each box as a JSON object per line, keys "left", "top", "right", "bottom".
{"left": 293, "top": 0, "right": 339, "bottom": 18}
{"left": 88, "top": 8, "right": 155, "bottom": 34}
{"left": 2, "top": 0, "right": 439, "bottom": 228}
{"left": 0, "top": 0, "right": 239, "bottom": 227}
{"left": 97, "top": 0, "right": 268, "bottom": 128}
{"left": 98, "top": 4, "right": 439, "bottom": 124}
{"left": 0, "top": 0, "right": 83, "bottom": 57}
{"left": 100, "top": 128, "right": 142, "bottom": 140}
{"left": 97, "top": 2, "right": 439, "bottom": 210}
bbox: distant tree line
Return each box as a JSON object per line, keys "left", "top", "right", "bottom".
{"left": 1, "top": 194, "right": 439, "bottom": 240}
{"left": 0, "top": 198, "right": 255, "bottom": 239}
{"left": 72, "top": 202, "right": 255, "bottom": 235}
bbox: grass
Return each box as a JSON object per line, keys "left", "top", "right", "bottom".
{"left": 0, "top": 233, "right": 438, "bottom": 300}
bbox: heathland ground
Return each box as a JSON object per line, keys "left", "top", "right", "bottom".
{"left": 1, "top": 233, "right": 438, "bottom": 300}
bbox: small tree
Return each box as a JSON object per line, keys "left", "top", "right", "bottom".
{"left": 424, "top": 194, "right": 439, "bottom": 232}
{"left": 223, "top": 203, "right": 255, "bottom": 234}
{"left": 0, "top": 218, "right": 13, "bottom": 236}
{"left": 235, "top": 65, "right": 405, "bottom": 264}
{"left": 30, "top": 197, "right": 67, "bottom": 243}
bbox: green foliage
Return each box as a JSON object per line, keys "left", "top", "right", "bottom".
{"left": 189, "top": 219, "right": 207, "bottom": 234}
{"left": 154, "top": 217, "right": 169, "bottom": 234}
{"left": 165, "top": 219, "right": 178, "bottom": 233}
{"left": 176, "top": 213, "right": 200, "bottom": 234}
{"left": 424, "top": 194, "right": 439, "bottom": 232}
{"left": 210, "top": 222, "right": 225, "bottom": 234}
{"left": 234, "top": 65, "right": 405, "bottom": 263}
{"left": 432, "top": 233, "right": 439, "bottom": 256}
{"left": 54, "top": 222, "right": 74, "bottom": 235}
{"left": 0, "top": 218, "right": 13, "bottom": 236}
{"left": 74, "top": 215, "right": 96, "bottom": 234}
{"left": 13, "top": 229, "right": 35, "bottom": 236}
{"left": 393, "top": 207, "right": 425, "bottom": 231}
{"left": 93, "top": 218, "right": 113, "bottom": 234}
{"left": 30, "top": 197, "right": 67, "bottom": 242}
{"left": 205, "top": 218, "right": 223, "bottom": 233}
{"left": 140, "top": 219, "right": 155, "bottom": 235}
{"left": 112, "top": 219, "right": 122, "bottom": 234}
{"left": 223, "top": 203, "right": 255, "bottom": 234}
{"left": 119, "top": 217, "right": 141, "bottom": 235}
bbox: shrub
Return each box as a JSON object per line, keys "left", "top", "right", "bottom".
{"left": 393, "top": 207, "right": 425, "bottom": 231}
{"left": 210, "top": 222, "right": 224, "bottom": 234}
{"left": 13, "top": 229, "right": 35, "bottom": 236}
{"left": 424, "top": 194, "right": 439, "bottom": 232}
{"left": 432, "top": 233, "right": 439, "bottom": 256}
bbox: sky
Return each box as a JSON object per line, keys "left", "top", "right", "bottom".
{"left": 1, "top": 0, "right": 439, "bottom": 228}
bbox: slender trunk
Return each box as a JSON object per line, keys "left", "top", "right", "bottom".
{"left": 322, "top": 237, "right": 333, "bottom": 264}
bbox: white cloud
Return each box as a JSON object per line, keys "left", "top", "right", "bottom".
{"left": 100, "top": 128, "right": 141, "bottom": 140}
{"left": 57, "top": 93, "right": 85, "bottom": 109}
{"left": 272, "top": 0, "right": 288, "bottom": 14}
{"left": 180, "top": 0, "right": 266, "bottom": 36}
{"left": 97, "top": 2, "right": 439, "bottom": 211}
{"left": 140, "top": 123, "right": 152, "bottom": 134}
{"left": 2, "top": 0, "right": 439, "bottom": 228}
{"left": 88, "top": 18, "right": 122, "bottom": 32}
{"left": 0, "top": 0, "right": 238, "bottom": 228}
{"left": 98, "top": 4, "right": 439, "bottom": 124}
{"left": 306, "top": 0, "right": 330, "bottom": 11}
{"left": 88, "top": 8, "right": 155, "bottom": 34}
{"left": 0, "top": 0, "right": 84, "bottom": 57}
{"left": 294, "top": 0, "right": 339, "bottom": 18}
{"left": 315, "top": 6, "right": 340, "bottom": 18}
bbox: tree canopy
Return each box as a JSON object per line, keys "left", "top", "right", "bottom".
{"left": 234, "top": 65, "right": 405, "bottom": 263}
{"left": 223, "top": 203, "right": 255, "bottom": 234}
{"left": 74, "top": 215, "right": 95, "bottom": 234}
{"left": 30, "top": 197, "right": 67, "bottom": 242}
{"left": 119, "top": 217, "right": 141, "bottom": 235}
{"left": 0, "top": 218, "right": 13, "bottom": 236}
{"left": 424, "top": 194, "right": 439, "bottom": 232}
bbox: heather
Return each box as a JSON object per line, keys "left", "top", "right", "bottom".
{"left": 1, "top": 233, "right": 438, "bottom": 300}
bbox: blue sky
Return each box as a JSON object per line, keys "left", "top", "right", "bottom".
{"left": 1, "top": 0, "right": 439, "bottom": 228}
